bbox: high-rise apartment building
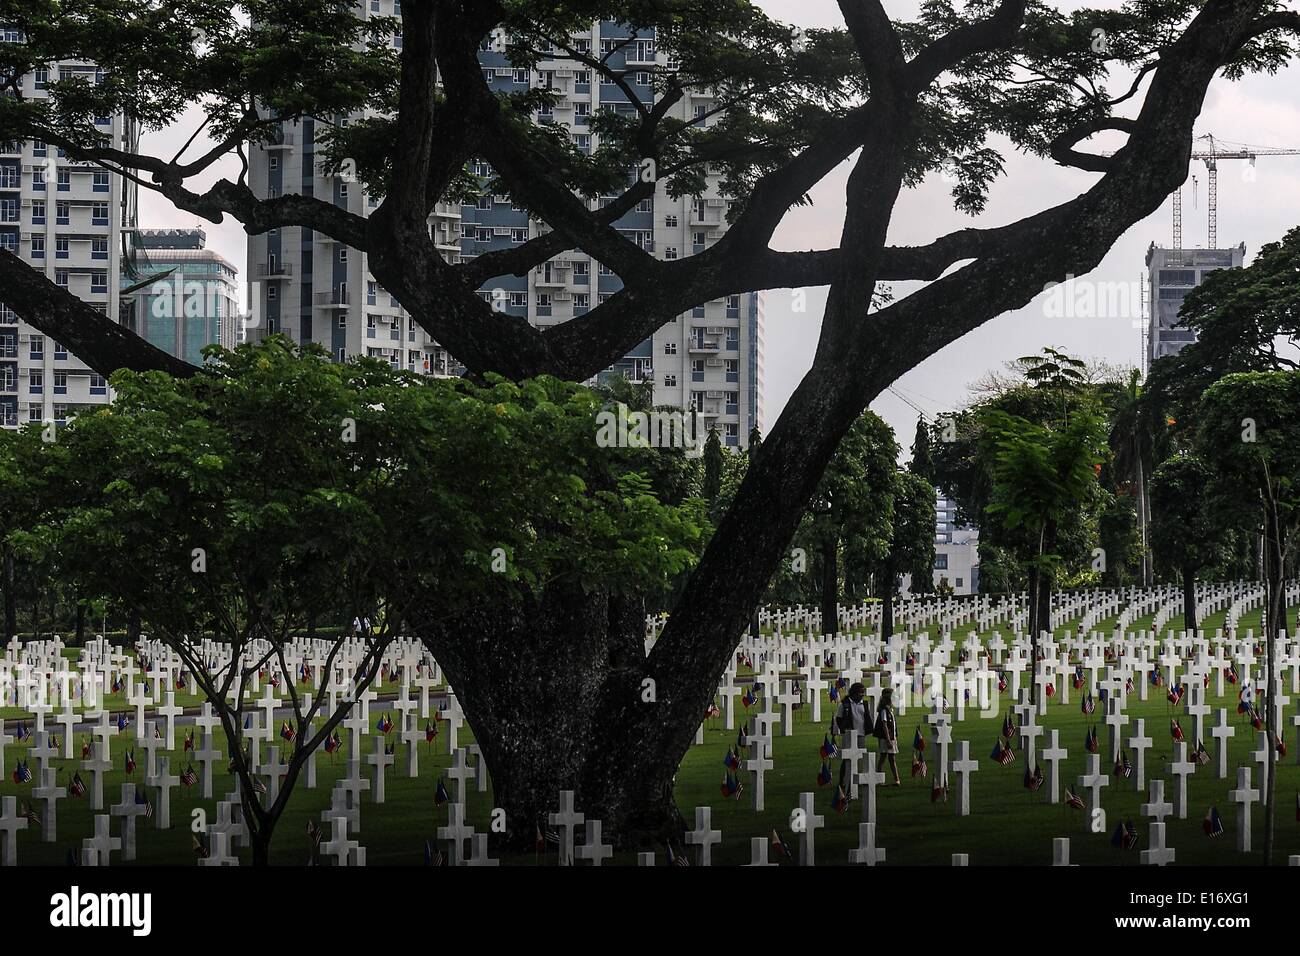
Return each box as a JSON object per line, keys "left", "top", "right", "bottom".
{"left": 248, "top": 11, "right": 764, "bottom": 446}
{"left": 0, "top": 48, "right": 134, "bottom": 429}
{"left": 1146, "top": 242, "right": 1246, "bottom": 366}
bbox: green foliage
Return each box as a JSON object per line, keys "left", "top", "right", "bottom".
{"left": 1149, "top": 454, "right": 1224, "bottom": 576}
{"left": 4, "top": 340, "right": 708, "bottom": 642}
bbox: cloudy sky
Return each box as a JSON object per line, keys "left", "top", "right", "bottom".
{"left": 139, "top": 0, "right": 1300, "bottom": 452}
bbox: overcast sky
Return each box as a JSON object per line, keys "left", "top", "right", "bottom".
{"left": 139, "top": 0, "right": 1300, "bottom": 454}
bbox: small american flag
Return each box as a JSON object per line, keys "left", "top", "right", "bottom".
{"left": 1064, "top": 787, "right": 1085, "bottom": 810}
{"left": 180, "top": 765, "right": 199, "bottom": 788}
{"left": 69, "top": 772, "right": 86, "bottom": 797}
{"left": 136, "top": 789, "right": 153, "bottom": 819}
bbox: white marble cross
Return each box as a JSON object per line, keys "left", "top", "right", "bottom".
{"left": 1041, "top": 729, "right": 1068, "bottom": 805}
{"left": 574, "top": 819, "right": 613, "bottom": 866}
{"left": 1127, "top": 719, "right": 1153, "bottom": 791}
{"left": 437, "top": 801, "right": 473, "bottom": 866}
{"left": 548, "top": 790, "right": 584, "bottom": 866}
{"left": 446, "top": 748, "right": 474, "bottom": 807}
{"left": 156, "top": 691, "right": 183, "bottom": 750}
{"left": 685, "top": 806, "right": 721, "bottom": 866}
{"left": 856, "top": 761, "right": 885, "bottom": 825}
{"left": 81, "top": 739, "right": 113, "bottom": 811}
{"left": 109, "top": 783, "right": 150, "bottom": 862}
{"left": 1168, "top": 741, "right": 1195, "bottom": 820}
{"left": 0, "top": 795, "right": 28, "bottom": 866}
{"left": 848, "top": 822, "right": 886, "bottom": 866}
{"left": 1210, "top": 708, "right": 1235, "bottom": 779}
{"left": 364, "top": 734, "right": 394, "bottom": 803}
{"left": 145, "top": 755, "right": 179, "bottom": 829}
{"left": 81, "top": 813, "right": 121, "bottom": 866}
{"left": 1228, "top": 766, "right": 1260, "bottom": 853}
{"left": 795, "top": 791, "right": 824, "bottom": 866}
{"left": 952, "top": 740, "right": 979, "bottom": 817}
{"left": 1140, "top": 821, "right": 1176, "bottom": 866}
{"left": 1077, "top": 753, "right": 1110, "bottom": 823}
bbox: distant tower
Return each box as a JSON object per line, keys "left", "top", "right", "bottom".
{"left": 1145, "top": 241, "right": 1246, "bottom": 367}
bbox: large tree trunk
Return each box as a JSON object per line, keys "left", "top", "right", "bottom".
{"left": 820, "top": 532, "right": 839, "bottom": 639}
{"left": 418, "top": 581, "right": 677, "bottom": 851}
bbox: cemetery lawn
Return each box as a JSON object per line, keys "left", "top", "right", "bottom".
{"left": 3, "top": 602, "right": 1297, "bottom": 865}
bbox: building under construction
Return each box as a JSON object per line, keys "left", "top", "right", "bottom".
{"left": 1145, "top": 241, "right": 1246, "bottom": 366}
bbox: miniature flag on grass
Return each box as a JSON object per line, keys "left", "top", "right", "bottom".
{"left": 1194, "top": 740, "right": 1211, "bottom": 766}
{"left": 817, "top": 760, "right": 832, "bottom": 787}
{"left": 124, "top": 750, "right": 136, "bottom": 776}
{"left": 991, "top": 739, "right": 1015, "bottom": 766}
{"left": 1171, "top": 718, "right": 1185, "bottom": 742}
{"left": 819, "top": 734, "right": 839, "bottom": 760}
{"left": 721, "top": 771, "right": 743, "bottom": 800}
{"left": 832, "top": 786, "right": 851, "bottom": 813}
{"left": 1024, "top": 764, "right": 1044, "bottom": 792}
{"left": 69, "top": 772, "right": 86, "bottom": 797}
{"left": 11, "top": 759, "right": 31, "bottom": 784}
{"left": 1203, "top": 807, "right": 1224, "bottom": 837}
{"left": 1064, "top": 787, "right": 1085, "bottom": 810}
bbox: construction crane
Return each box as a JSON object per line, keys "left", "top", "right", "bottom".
{"left": 1172, "top": 134, "right": 1300, "bottom": 250}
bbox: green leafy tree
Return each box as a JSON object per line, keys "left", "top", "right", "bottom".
{"left": 10, "top": 341, "right": 706, "bottom": 855}
{"left": 1149, "top": 454, "right": 1224, "bottom": 635}
{"left": 1195, "top": 371, "right": 1300, "bottom": 865}
{"left": 876, "top": 470, "right": 936, "bottom": 640}
{"left": 980, "top": 405, "right": 1107, "bottom": 698}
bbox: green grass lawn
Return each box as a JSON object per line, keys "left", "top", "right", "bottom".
{"left": 2, "top": 604, "right": 1296, "bottom": 865}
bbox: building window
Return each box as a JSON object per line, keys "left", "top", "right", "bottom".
{"left": 934, "top": 554, "right": 949, "bottom": 570}
{"left": 29, "top": 371, "right": 42, "bottom": 394}
{"left": 664, "top": 342, "right": 677, "bottom": 355}
{"left": 53, "top": 371, "right": 67, "bottom": 394}
{"left": 664, "top": 246, "right": 677, "bottom": 260}
{"left": 92, "top": 203, "right": 109, "bottom": 225}
{"left": 55, "top": 237, "right": 69, "bottom": 259}
{"left": 90, "top": 373, "right": 106, "bottom": 396}
{"left": 31, "top": 200, "right": 44, "bottom": 224}
{"left": 92, "top": 238, "right": 108, "bottom": 260}
{"left": 54, "top": 270, "right": 68, "bottom": 287}
{"left": 29, "top": 335, "right": 43, "bottom": 360}
{"left": 56, "top": 169, "right": 70, "bottom": 191}
{"left": 30, "top": 236, "right": 44, "bottom": 258}
{"left": 91, "top": 271, "right": 107, "bottom": 293}
{"left": 663, "top": 373, "right": 676, "bottom": 387}
{"left": 53, "top": 341, "right": 66, "bottom": 360}
{"left": 92, "top": 170, "right": 109, "bottom": 192}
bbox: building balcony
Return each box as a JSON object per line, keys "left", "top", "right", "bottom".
{"left": 687, "top": 340, "right": 720, "bottom": 353}
{"left": 256, "top": 261, "right": 293, "bottom": 279}
{"left": 314, "top": 291, "right": 351, "bottom": 307}
{"left": 264, "top": 132, "right": 295, "bottom": 150}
